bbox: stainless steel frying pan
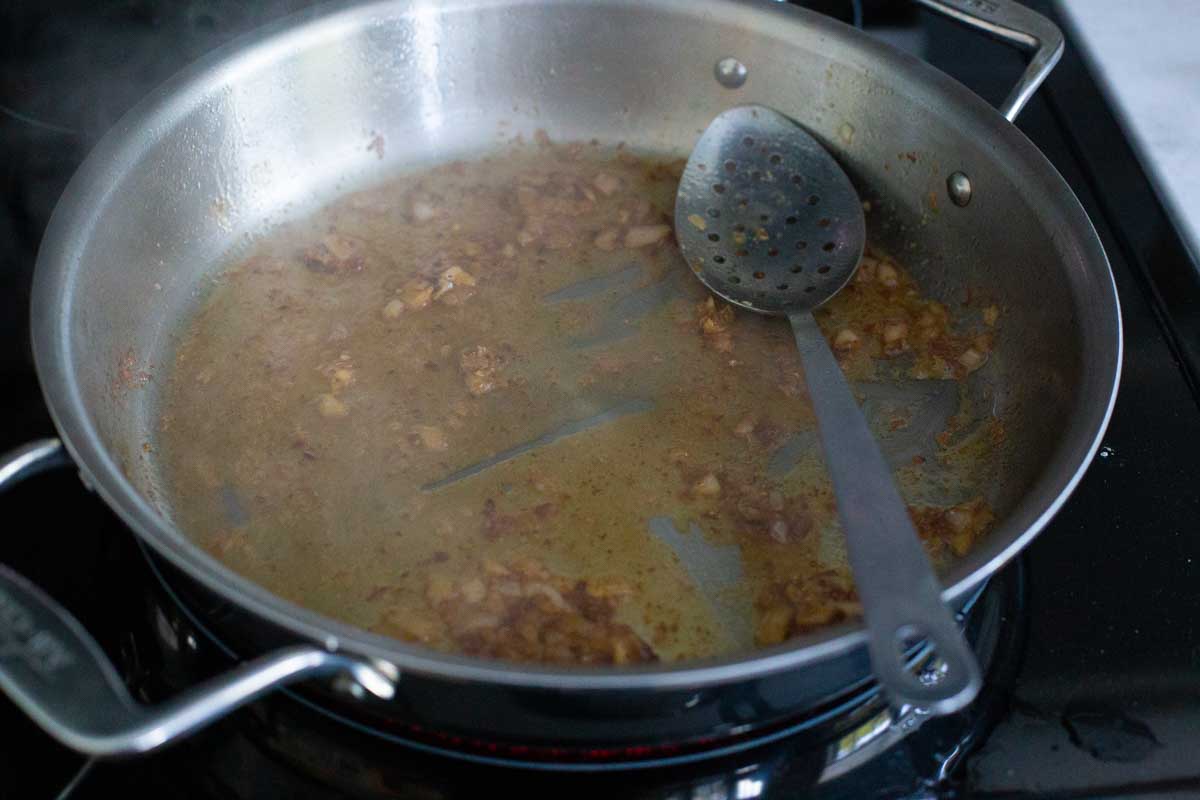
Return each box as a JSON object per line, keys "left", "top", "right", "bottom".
{"left": 0, "top": 0, "right": 1120, "bottom": 760}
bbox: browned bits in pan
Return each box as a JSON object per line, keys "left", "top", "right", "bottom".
{"left": 696, "top": 296, "right": 735, "bottom": 353}
{"left": 459, "top": 345, "right": 505, "bottom": 397}
{"left": 910, "top": 497, "right": 994, "bottom": 559}
{"left": 377, "top": 559, "right": 657, "bottom": 665}
{"left": 593, "top": 228, "right": 620, "bottom": 251}
{"left": 833, "top": 328, "right": 861, "bottom": 352}
{"left": 317, "top": 394, "right": 348, "bottom": 418}
{"left": 755, "top": 567, "right": 861, "bottom": 646}
{"left": 593, "top": 172, "right": 621, "bottom": 196}
{"left": 162, "top": 143, "right": 1001, "bottom": 666}
{"left": 624, "top": 224, "right": 672, "bottom": 249}
{"left": 302, "top": 232, "right": 365, "bottom": 274}
{"left": 396, "top": 278, "right": 434, "bottom": 311}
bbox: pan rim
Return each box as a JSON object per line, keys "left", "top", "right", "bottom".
{"left": 29, "top": 0, "right": 1121, "bottom": 691}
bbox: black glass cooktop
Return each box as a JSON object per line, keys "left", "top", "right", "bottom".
{"left": 2, "top": 2, "right": 1198, "bottom": 798}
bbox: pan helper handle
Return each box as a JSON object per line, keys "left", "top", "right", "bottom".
{"left": 0, "top": 439, "right": 395, "bottom": 757}
{"left": 913, "top": 0, "right": 1064, "bottom": 122}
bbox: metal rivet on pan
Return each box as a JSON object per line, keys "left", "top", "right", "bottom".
{"left": 947, "top": 171, "right": 972, "bottom": 207}
{"left": 714, "top": 57, "right": 748, "bottom": 89}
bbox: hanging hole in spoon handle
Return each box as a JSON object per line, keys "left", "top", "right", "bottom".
{"left": 786, "top": 313, "right": 981, "bottom": 715}
{"left": 867, "top": 594, "right": 982, "bottom": 715}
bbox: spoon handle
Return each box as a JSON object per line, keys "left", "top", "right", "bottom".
{"left": 788, "top": 312, "right": 981, "bottom": 714}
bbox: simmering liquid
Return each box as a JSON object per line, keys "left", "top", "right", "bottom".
{"left": 159, "top": 141, "right": 1000, "bottom": 665}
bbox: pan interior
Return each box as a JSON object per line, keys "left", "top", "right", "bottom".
{"left": 152, "top": 138, "right": 1007, "bottom": 666}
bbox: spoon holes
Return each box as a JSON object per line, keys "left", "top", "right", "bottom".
{"left": 792, "top": 174, "right": 803, "bottom": 185}
{"left": 808, "top": 194, "right": 820, "bottom": 205}
{"left": 743, "top": 136, "right": 755, "bottom": 147}
{"left": 713, "top": 255, "right": 726, "bottom": 264}
{"left": 817, "top": 218, "right": 831, "bottom": 228}
{"left": 713, "top": 183, "right": 726, "bottom": 194}
{"left": 769, "top": 154, "right": 782, "bottom": 165}
{"left": 708, "top": 233, "right": 720, "bottom": 242}
{"left": 753, "top": 271, "right": 765, "bottom": 280}
{"left": 805, "top": 285, "right": 816, "bottom": 293}
{"left": 786, "top": 216, "right": 797, "bottom": 225}
{"left": 724, "top": 160, "right": 737, "bottom": 173}
{"left": 818, "top": 265, "right": 831, "bottom": 274}
{"left": 734, "top": 223, "right": 746, "bottom": 233}
{"left": 708, "top": 208, "right": 721, "bottom": 218}
{"left": 729, "top": 276, "right": 741, "bottom": 284}
{"left": 759, "top": 214, "right": 770, "bottom": 223}
{"left": 822, "top": 242, "right": 836, "bottom": 252}
{"left": 790, "top": 265, "right": 803, "bottom": 274}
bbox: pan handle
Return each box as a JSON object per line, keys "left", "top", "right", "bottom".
{"left": 913, "top": 0, "right": 1064, "bottom": 122}
{"left": 0, "top": 438, "right": 395, "bottom": 757}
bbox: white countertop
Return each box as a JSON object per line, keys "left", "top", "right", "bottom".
{"left": 1056, "top": 0, "right": 1200, "bottom": 264}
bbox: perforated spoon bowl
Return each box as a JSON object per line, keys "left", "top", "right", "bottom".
{"left": 675, "top": 105, "right": 981, "bottom": 714}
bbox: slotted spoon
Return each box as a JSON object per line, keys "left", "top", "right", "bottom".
{"left": 675, "top": 105, "right": 981, "bottom": 714}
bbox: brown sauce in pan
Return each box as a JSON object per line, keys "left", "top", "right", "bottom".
{"left": 159, "top": 141, "right": 1000, "bottom": 665}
